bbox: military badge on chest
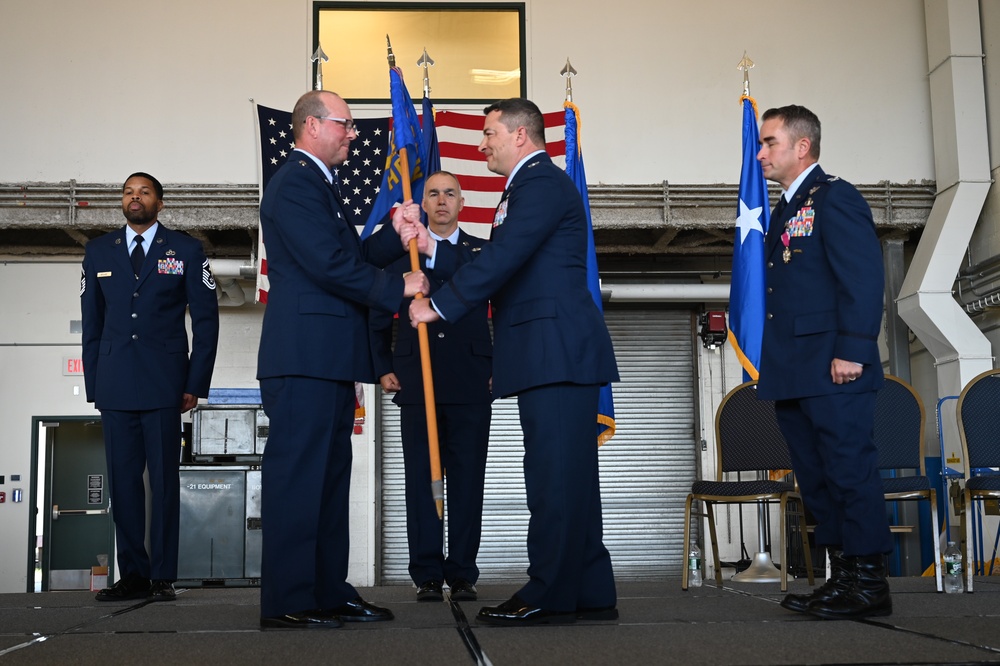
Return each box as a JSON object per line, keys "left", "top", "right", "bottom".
{"left": 780, "top": 198, "right": 816, "bottom": 263}
{"left": 493, "top": 199, "right": 508, "bottom": 228}
{"left": 158, "top": 257, "right": 185, "bottom": 275}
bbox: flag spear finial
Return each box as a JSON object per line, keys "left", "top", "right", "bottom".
{"left": 386, "top": 34, "right": 396, "bottom": 68}
{"left": 737, "top": 51, "right": 755, "bottom": 97}
{"left": 311, "top": 44, "right": 329, "bottom": 91}
{"left": 560, "top": 58, "right": 577, "bottom": 102}
{"left": 418, "top": 48, "right": 435, "bottom": 97}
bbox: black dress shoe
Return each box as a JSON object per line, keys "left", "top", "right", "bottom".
{"left": 476, "top": 595, "right": 575, "bottom": 626}
{"left": 449, "top": 579, "right": 477, "bottom": 602}
{"left": 324, "top": 597, "right": 394, "bottom": 622}
{"left": 149, "top": 580, "right": 177, "bottom": 602}
{"left": 260, "top": 611, "right": 343, "bottom": 629}
{"left": 576, "top": 606, "right": 618, "bottom": 621}
{"left": 416, "top": 580, "right": 444, "bottom": 602}
{"left": 95, "top": 577, "right": 150, "bottom": 602}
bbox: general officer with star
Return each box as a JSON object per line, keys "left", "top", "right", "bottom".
{"left": 755, "top": 105, "right": 892, "bottom": 620}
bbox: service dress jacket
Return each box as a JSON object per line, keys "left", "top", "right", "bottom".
{"left": 370, "top": 229, "right": 493, "bottom": 406}
{"left": 756, "top": 166, "right": 884, "bottom": 401}
{"left": 256, "top": 151, "right": 407, "bottom": 384}
{"left": 430, "top": 153, "right": 619, "bottom": 398}
{"left": 81, "top": 224, "right": 219, "bottom": 410}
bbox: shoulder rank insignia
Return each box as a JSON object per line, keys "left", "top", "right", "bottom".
{"left": 202, "top": 258, "right": 216, "bottom": 290}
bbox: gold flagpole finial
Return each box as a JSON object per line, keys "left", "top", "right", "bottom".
{"left": 386, "top": 34, "right": 396, "bottom": 68}
{"left": 560, "top": 58, "right": 577, "bottom": 103}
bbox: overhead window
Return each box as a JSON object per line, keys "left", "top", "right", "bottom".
{"left": 314, "top": 2, "right": 526, "bottom": 103}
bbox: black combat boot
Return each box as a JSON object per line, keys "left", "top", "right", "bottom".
{"left": 780, "top": 549, "right": 849, "bottom": 613}
{"left": 808, "top": 554, "right": 892, "bottom": 619}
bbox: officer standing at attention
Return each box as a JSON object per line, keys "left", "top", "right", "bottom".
{"left": 81, "top": 172, "right": 220, "bottom": 602}
{"left": 370, "top": 171, "right": 493, "bottom": 603}
{"left": 755, "top": 105, "right": 892, "bottom": 620}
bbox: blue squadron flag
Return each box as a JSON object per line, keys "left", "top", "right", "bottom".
{"left": 422, "top": 94, "right": 441, "bottom": 179}
{"left": 728, "top": 96, "right": 770, "bottom": 380}
{"left": 361, "top": 67, "right": 427, "bottom": 239}
{"left": 565, "top": 101, "right": 616, "bottom": 446}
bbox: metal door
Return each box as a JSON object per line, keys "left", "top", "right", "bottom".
{"left": 42, "top": 420, "right": 114, "bottom": 591}
{"left": 379, "top": 308, "right": 698, "bottom": 582}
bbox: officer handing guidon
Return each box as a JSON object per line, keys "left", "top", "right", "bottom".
{"left": 81, "top": 172, "right": 219, "bottom": 602}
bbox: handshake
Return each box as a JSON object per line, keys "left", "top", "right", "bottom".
{"left": 390, "top": 200, "right": 430, "bottom": 308}
{"left": 390, "top": 200, "right": 442, "bottom": 328}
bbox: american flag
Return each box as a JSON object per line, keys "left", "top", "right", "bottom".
{"left": 254, "top": 103, "right": 567, "bottom": 302}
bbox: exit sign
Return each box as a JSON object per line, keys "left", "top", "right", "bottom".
{"left": 63, "top": 357, "right": 84, "bottom": 376}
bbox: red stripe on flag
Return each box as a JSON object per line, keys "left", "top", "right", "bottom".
{"left": 440, "top": 141, "right": 487, "bottom": 162}
{"left": 542, "top": 111, "right": 565, "bottom": 127}
{"left": 435, "top": 111, "right": 485, "bottom": 130}
{"left": 436, "top": 110, "right": 565, "bottom": 130}
{"left": 456, "top": 174, "right": 505, "bottom": 192}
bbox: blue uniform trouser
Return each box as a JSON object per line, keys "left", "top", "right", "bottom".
{"left": 515, "top": 383, "right": 616, "bottom": 611}
{"left": 774, "top": 391, "right": 893, "bottom": 556}
{"left": 400, "top": 402, "right": 490, "bottom": 586}
{"left": 101, "top": 407, "right": 181, "bottom": 581}
{"left": 259, "top": 376, "right": 359, "bottom": 618}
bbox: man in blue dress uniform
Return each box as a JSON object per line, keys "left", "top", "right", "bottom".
{"left": 81, "top": 172, "right": 219, "bottom": 602}
{"left": 755, "top": 105, "right": 893, "bottom": 619}
{"left": 410, "top": 99, "right": 619, "bottom": 626}
{"left": 256, "top": 90, "right": 430, "bottom": 629}
{"left": 370, "top": 171, "right": 493, "bottom": 603}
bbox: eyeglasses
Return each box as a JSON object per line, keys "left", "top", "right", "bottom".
{"left": 314, "top": 116, "right": 357, "bottom": 133}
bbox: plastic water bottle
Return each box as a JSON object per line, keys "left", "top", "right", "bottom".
{"left": 688, "top": 544, "right": 703, "bottom": 587}
{"left": 943, "top": 541, "right": 962, "bottom": 593}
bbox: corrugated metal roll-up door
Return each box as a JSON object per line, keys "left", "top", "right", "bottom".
{"left": 379, "top": 309, "right": 696, "bottom": 584}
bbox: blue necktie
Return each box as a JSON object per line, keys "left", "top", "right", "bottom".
{"left": 131, "top": 234, "right": 145, "bottom": 279}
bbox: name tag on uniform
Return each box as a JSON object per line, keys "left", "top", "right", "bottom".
{"left": 97, "top": 271, "right": 112, "bottom": 278}
{"left": 158, "top": 258, "right": 185, "bottom": 275}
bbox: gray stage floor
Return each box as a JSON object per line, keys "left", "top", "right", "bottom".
{"left": 1, "top": 577, "right": 999, "bottom": 665}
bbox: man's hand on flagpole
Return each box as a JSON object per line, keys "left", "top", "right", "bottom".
{"left": 409, "top": 298, "right": 440, "bottom": 327}
{"left": 409, "top": 217, "right": 435, "bottom": 257}
{"left": 392, "top": 199, "right": 421, "bottom": 232}
{"left": 403, "top": 271, "right": 429, "bottom": 298}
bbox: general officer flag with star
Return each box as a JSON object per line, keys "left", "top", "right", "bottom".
{"left": 728, "top": 96, "right": 770, "bottom": 381}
